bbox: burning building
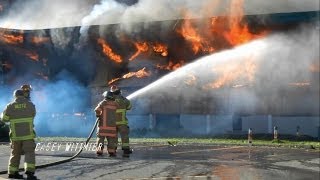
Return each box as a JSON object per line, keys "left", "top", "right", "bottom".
{"left": 0, "top": 0, "right": 319, "bottom": 137}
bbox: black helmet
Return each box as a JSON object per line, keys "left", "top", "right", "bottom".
{"left": 20, "top": 84, "right": 32, "bottom": 99}
{"left": 20, "top": 84, "right": 32, "bottom": 92}
{"left": 102, "top": 91, "right": 114, "bottom": 100}
{"left": 110, "top": 85, "right": 121, "bottom": 95}
{"left": 13, "top": 89, "right": 24, "bottom": 98}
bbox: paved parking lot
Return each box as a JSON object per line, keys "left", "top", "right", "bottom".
{"left": 0, "top": 142, "right": 319, "bottom": 179}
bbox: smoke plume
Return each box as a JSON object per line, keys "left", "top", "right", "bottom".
{"left": 0, "top": 0, "right": 318, "bottom": 30}
{"left": 0, "top": 71, "right": 94, "bottom": 137}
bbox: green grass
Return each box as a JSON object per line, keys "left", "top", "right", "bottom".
{"left": 35, "top": 137, "right": 320, "bottom": 150}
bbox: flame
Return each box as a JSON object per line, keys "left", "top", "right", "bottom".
{"left": 203, "top": 58, "right": 257, "bottom": 89}
{"left": 152, "top": 43, "right": 168, "bottom": 57}
{"left": 222, "top": 0, "right": 268, "bottom": 46}
{"left": 97, "top": 38, "right": 122, "bottom": 63}
{"left": 129, "top": 41, "right": 149, "bottom": 61}
{"left": 32, "top": 36, "right": 50, "bottom": 44}
{"left": 156, "top": 60, "right": 185, "bottom": 71}
{"left": 25, "top": 51, "right": 39, "bottom": 61}
{"left": 0, "top": 31, "right": 23, "bottom": 44}
{"left": 108, "top": 77, "right": 121, "bottom": 85}
{"left": 108, "top": 67, "right": 151, "bottom": 84}
{"left": 177, "top": 18, "right": 214, "bottom": 54}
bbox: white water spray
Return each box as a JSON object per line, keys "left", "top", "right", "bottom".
{"left": 127, "top": 26, "right": 319, "bottom": 116}
{"left": 127, "top": 39, "right": 267, "bottom": 100}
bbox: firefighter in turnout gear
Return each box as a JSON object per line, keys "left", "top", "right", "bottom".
{"left": 95, "top": 91, "right": 119, "bottom": 157}
{"left": 20, "top": 84, "right": 32, "bottom": 100}
{"left": 0, "top": 89, "right": 37, "bottom": 180}
{"left": 110, "top": 85, "right": 132, "bottom": 157}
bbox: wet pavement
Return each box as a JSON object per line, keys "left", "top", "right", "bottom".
{"left": 0, "top": 142, "right": 319, "bottom": 180}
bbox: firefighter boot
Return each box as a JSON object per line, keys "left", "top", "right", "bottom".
{"left": 122, "top": 149, "right": 131, "bottom": 157}
{"left": 8, "top": 172, "right": 24, "bottom": 179}
{"left": 96, "top": 145, "right": 104, "bottom": 156}
{"left": 26, "top": 171, "right": 38, "bottom": 180}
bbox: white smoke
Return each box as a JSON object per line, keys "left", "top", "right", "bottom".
{"left": 0, "top": 0, "right": 318, "bottom": 30}
{"left": 0, "top": 0, "right": 96, "bottom": 30}
{"left": 50, "top": 28, "right": 76, "bottom": 55}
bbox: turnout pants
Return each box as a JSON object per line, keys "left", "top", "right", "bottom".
{"left": 116, "top": 125, "right": 130, "bottom": 150}
{"left": 8, "top": 139, "right": 35, "bottom": 174}
{"left": 96, "top": 135, "right": 117, "bottom": 154}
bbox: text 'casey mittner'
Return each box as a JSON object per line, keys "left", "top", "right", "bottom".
{"left": 35, "top": 142, "right": 102, "bottom": 152}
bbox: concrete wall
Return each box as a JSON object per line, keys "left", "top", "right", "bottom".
{"left": 128, "top": 114, "right": 234, "bottom": 135}
{"left": 273, "top": 116, "right": 320, "bottom": 137}
{"left": 128, "top": 114, "right": 320, "bottom": 138}
{"left": 242, "top": 115, "right": 270, "bottom": 134}
{"left": 242, "top": 115, "right": 320, "bottom": 137}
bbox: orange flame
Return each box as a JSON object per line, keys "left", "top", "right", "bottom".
{"left": 129, "top": 41, "right": 149, "bottom": 61}
{"left": 0, "top": 31, "right": 23, "bottom": 44}
{"left": 222, "top": 0, "right": 268, "bottom": 46}
{"left": 152, "top": 43, "right": 168, "bottom": 57}
{"left": 25, "top": 51, "right": 39, "bottom": 61}
{"left": 177, "top": 18, "right": 214, "bottom": 54}
{"left": 97, "top": 38, "right": 122, "bottom": 63}
{"left": 203, "top": 58, "right": 257, "bottom": 89}
{"left": 108, "top": 67, "right": 151, "bottom": 84}
{"left": 156, "top": 60, "right": 185, "bottom": 71}
{"left": 32, "top": 36, "right": 50, "bottom": 44}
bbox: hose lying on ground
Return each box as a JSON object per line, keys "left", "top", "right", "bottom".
{"left": 0, "top": 118, "right": 99, "bottom": 175}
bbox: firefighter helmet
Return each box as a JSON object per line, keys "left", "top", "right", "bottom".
{"left": 110, "top": 85, "right": 121, "bottom": 95}
{"left": 102, "top": 91, "right": 114, "bottom": 100}
{"left": 13, "top": 89, "right": 24, "bottom": 98}
{"left": 20, "top": 84, "right": 32, "bottom": 92}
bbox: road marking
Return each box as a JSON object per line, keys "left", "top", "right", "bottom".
{"left": 171, "top": 146, "right": 244, "bottom": 155}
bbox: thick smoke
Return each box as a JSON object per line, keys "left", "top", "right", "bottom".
{"left": 0, "top": 0, "right": 97, "bottom": 29}
{"left": 0, "top": 0, "right": 318, "bottom": 30}
{"left": 0, "top": 71, "right": 95, "bottom": 137}
{"left": 33, "top": 72, "right": 94, "bottom": 137}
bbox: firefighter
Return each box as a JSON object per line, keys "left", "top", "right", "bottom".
{"left": 20, "top": 84, "right": 32, "bottom": 100}
{"left": 110, "top": 85, "right": 132, "bottom": 157}
{"left": 0, "top": 89, "right": 37, "bottom": 180}
{"left": 95, "top": 91, "right": 118, "bottom": 157}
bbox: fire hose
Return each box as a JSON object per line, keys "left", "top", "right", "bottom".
{"left": 0, "top": 118, "right": 99, "bottom": 175}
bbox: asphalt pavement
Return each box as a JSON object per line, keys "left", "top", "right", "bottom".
{"left": 0, "top": 142, "right": 319, "bottom": 180}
